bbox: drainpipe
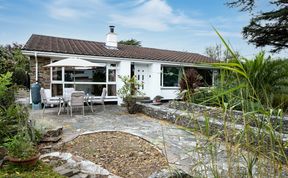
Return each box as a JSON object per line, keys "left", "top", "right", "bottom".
{"left": 34, "top": 52, "right": 38, "bottom": 81}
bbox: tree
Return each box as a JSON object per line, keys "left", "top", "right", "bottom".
{"left": 0, "top": 44, "right": 30, "bottom": 88}
{"left": 205, "top": 43, "right": 240, "bottom": 62}
{"left": 226, "top": 0, "right": 288, "bottom": 52}
{"left": 242, "top": 52, "right": 288, "bottom": 108}
{"left": 118, "top": 39, "right": 141, "bottom": 46}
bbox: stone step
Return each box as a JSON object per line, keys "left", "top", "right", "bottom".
{"left": 70, "top": 173, "right": 89, "bottom": 178}
{"left": 57, "top": 168, "right": 80, "bottom": 177}
{"left": 88, "top": 175, "right": 109, "bottom": 178}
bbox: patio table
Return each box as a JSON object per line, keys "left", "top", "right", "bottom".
{"left": 57, "top": 93, "right": 95, "bottom": 115}
{"left": 85, "top": 95, "right": 101, "bottom": 112}
{"left": 54, "top": 96, "right": 66, "bottom": 115}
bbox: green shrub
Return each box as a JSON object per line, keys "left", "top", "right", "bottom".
{"left": 12, "top": 67, "right": 29, "bottom": 88}
{"left": 4, "top": 133, "right": 37, "bottom": 159}
{"left": 0, "top": 72, "right": 15, "bottom": 108}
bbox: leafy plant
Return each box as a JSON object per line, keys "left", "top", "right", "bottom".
{"left": 0, "top": 72, "right": 16, "bottom": 109}
{"left": 4, "top": 133, "right": 38, "bottom": 160}
{"left": 179, "top": 68, "right": 203, "bottom": 101}
{"left": 176, "top": 29, "right": 288, "bottom": 177}
{"left": 117, "top": 75, "right": 144, "bottom": 114}
{"left": 117, "top": 75, "right": 143, "bottom": 100}
{"left": 153, "top": 95, "right": 163, "bottom": 102}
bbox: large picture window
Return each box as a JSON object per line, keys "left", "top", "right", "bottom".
{"left": 51, "top": 61, "right": 117, "bottom": 98}
{"left": 161, "top": 66, "right": 182, "bottom": 87}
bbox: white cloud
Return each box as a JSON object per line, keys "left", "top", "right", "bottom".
{"left": 48, "top": 7, "right": 84, "bottom": 20}
{"left": 46, "top": 0, "right": 207, "bottom": 30}
{"left": 46, "top": 0, "right": 107, "bottom": 20}
{"left": 189, "top": 30, "right": 242, "bottom": 38}
{"left": 110, "top": 0, "right": 206, "bottom": 31}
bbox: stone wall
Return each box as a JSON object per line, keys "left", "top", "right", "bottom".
{"left": 30, "top": 56, "right": 51, "bottom": 89}
{"left": 168, "top": 101, "right": 288, "bottom": 133}
{"left": 137, "top": 102, "right": 288, "bottom": 144}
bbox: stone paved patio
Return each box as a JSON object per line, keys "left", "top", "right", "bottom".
{"left": 30, "top": 105, "right": 288, "bottom": 177}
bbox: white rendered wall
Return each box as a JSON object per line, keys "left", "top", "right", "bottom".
{"left": 160, "top": 88, "right": 179, "bottom": 99}
{"left": 117, "top": 61, "right": 131, "bottom": 105}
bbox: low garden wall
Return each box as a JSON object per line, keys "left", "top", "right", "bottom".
{"left": 137, "top": 101, "right": 288, "bottom": 142}
{"left": 168, "top": 101, "right": 288, "bottom": 134}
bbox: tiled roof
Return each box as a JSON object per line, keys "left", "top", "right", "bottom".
{"left": 23, "top": 34, "right": 216, "bottom": 64}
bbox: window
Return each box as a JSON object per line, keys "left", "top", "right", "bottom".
{"left": 52, "top": 67, "right": 62, "bottom": 81}
{"left": 161, "top": 66, "right": 181, "bottom": 87}
{"left": 51, "top": 61, "right": 117, "bottom": 98}
{"left": 108, "top": 69, "right": 116, "bottom": 82}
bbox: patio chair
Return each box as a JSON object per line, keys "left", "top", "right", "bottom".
{"left": 89, "top": 88, "right": 106, "bottom": 112}
{"left": 40, "top": 88, "right": 63, "bottom": 115}
{"left": 68, "top": 91, "right": 85, "bottom": 116}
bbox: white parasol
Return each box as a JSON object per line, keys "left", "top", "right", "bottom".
{"left": 45, "top": 57, "right": 106, "bottom": 89}
{"left": 45, "top": 57, "right": 106, "bottom": 67}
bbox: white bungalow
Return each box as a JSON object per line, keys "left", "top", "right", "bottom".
{"left": 22, "top": 26, "right": 217, "bottom": 104}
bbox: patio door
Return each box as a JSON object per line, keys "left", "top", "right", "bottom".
{"left": 134, "top": 64, "right": 148, "bottom": 93}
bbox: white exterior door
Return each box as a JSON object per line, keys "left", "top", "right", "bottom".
{"left": 134, "top": 64, "right": 148, "bottom": 94}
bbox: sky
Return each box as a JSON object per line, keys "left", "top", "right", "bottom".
{"left": 0, "top": 0, "right": 286, "bottom": 58}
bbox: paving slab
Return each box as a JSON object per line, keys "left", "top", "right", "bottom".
{"left": 30, "top": 105, "right": 288, "bottom": 177}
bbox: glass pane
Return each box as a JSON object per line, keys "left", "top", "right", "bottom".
{"left": 108, "top": 69, "right": 116, "bottom": 82}
{"left": 64, "top": 84, "right": 74, "bottom": 88}
{"left": 64, "top": 67, "right": 74, "bottom": 82}
{"left": 52, "top": 84, "right": 63, "bottom": 96}
{"left": 74, "top": 84, "right": 106, "bottom": 96}
{"left": 108, "top": 84, "right": 116, "bottom": 96}
{"left": 64, "top": 67, "right": 106, "bottom": 82}
{"left": 52, "top": 67, "right": 62, "bottom": 81}
{"left": 163, "top": 67, "right": 180, "bottom": 87}
{"left": 90, "top": 67, "right": 106, "bottom": 82}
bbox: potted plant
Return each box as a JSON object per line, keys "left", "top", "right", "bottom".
{"left": 118, "top": 75, "right": 144, "bottom": 114}
{"left": 4, "top": 133, "right": 40, "bottom": 166}
{"left": 153, "top": 95, "right": 163, "bottom": 104}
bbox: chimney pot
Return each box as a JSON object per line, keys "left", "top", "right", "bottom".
{"left": 109, "top": 25, "right": 115, "bottom": 33}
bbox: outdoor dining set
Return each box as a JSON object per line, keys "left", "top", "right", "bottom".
{"left": 40, "top": 87, "right": 106, "bottom": 116}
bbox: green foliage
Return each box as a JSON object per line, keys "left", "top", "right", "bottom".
{"left": 12, "top": 67, "right": 29, "bottom": 87}
{"left": 0, "top": 104, "right": 28, "bottom": 144}
{"left": 0, "top": 72, "right": 16, "bottom": 109}
{"left": 0, "top": 161, "right": 64, "bottom": 177}
{"left": 0, "top": 72, "right": 41, "bottom": 145}
{"left": 4, "top": 133, "right": 37, "bottom": 159}
{"left": 117, "top": 75, "right": 143, "bottom": 100}
{"left": 226, "top": 0, "right": 288, "bottom": 52}
{"left": 177, "top": 29, "right": 288, "bottom": 177}
{"left": 0, "top": 44, "right": 30, "bottom": 88}
{"left": 118, "top": 39, "right": 141, "bottom": 46}
{"left": 0, "top": 72, "right": 12, "bottom": 97}
{"left": 118, "top": 75, "right": 144, "bottom": 114}
{"left": 242, "top": 52, "right": 288, "bottom": 109}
